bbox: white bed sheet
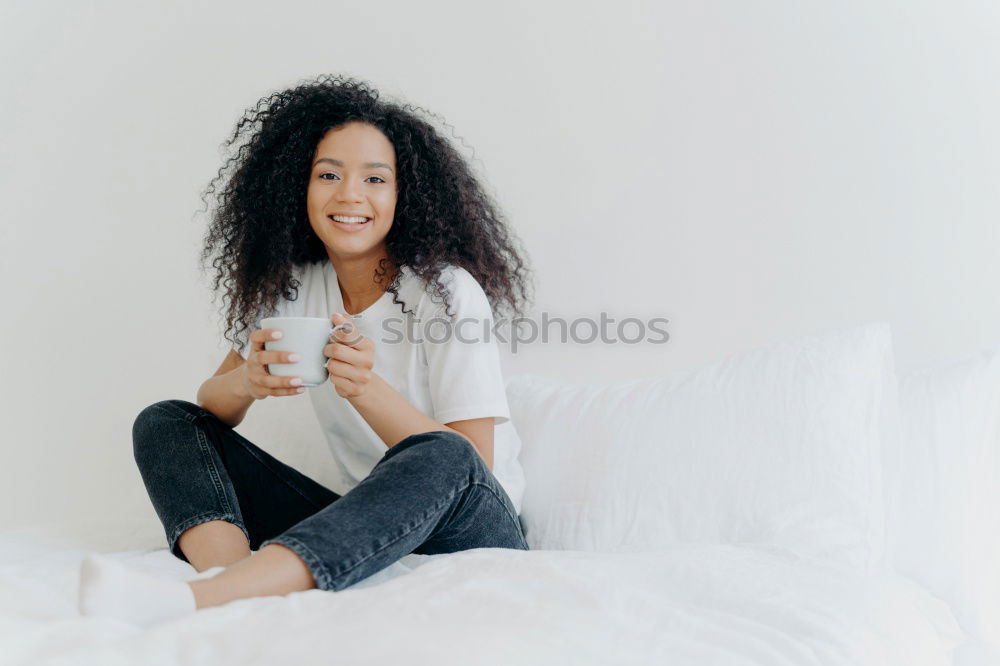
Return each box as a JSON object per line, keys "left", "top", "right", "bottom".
{"left": 0, "top": 532, "right": 967, "bottom": 666}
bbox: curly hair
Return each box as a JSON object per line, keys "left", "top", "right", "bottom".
{"left": 197, "top": 73, "right": 534, "bottom": 354}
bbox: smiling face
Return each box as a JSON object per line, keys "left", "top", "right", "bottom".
{"left": 306, "top": 121, "right": 398, "bottom": 262}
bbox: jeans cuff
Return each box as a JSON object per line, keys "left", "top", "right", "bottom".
{"left": 168, "top": 511, "right": 248, "bottom": 563}
{"left": 260, "top": 534, "right": 337, "bottom": 591}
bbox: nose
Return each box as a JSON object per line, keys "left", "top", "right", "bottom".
{"left": 335, "top": 176, "right": 364, "bottom": 203}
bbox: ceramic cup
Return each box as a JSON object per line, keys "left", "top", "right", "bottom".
{"left": 261, "top": 316, "right": 340, "bottom": 387}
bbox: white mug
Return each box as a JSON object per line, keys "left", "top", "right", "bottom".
{"left": 261, "top": 316, "right": 349, "bottom": 387}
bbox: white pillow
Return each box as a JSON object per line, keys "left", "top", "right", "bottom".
{"left": 890, "top": 348, "right": 1000, "bottom": 652}
{"left": 506, "top": 322, "right": 898, "bottom": 572}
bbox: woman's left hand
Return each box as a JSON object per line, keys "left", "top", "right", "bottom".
{"left": 324, "top": 312, "right": 376, "bottom": 399}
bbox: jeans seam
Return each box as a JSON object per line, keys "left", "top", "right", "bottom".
{"left": 335, "top": 484, "right": 463, "bottom": 583}
{"left": 468, "top": 481, "right": 529, "bottom": 549}
{"left": 184, "top": 405, "right": 329, "bottom": 513}
{"left": 193, "top": 422, "right": 236, "bottom": 517}
{"left": 163, "top": 401, "right": 209, "bottom": 425}
{"left": 228, "top": 437, "right": 331, "bottom": 511}
{"left": 390, "top": 432, "right": 522, "bottom": 541}
{"left": 265, "top": 479, "right": 523, "bottom": 590}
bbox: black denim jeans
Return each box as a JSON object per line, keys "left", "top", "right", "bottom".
{"left": 132, "top": 399, "right": 529, "bottom": 591}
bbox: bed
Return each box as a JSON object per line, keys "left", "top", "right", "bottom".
{"left": 1, "top": 321, "right": 996, "bottom": 666}
{"left": 0, "top": 533, "right": 964, "bottom": 665}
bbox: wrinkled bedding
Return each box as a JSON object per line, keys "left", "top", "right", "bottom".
{"left": 0, "top": 532, "right": 966, "bottom": 666}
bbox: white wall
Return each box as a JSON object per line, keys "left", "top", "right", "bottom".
{"left": 2, "top": 0, "right": 998, "bottom": 551}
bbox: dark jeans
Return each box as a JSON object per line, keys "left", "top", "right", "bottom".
{"left": 132, "top": 399, "right": 529, "bottom": 591}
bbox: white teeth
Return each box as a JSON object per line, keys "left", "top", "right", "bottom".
{"left": 331, "top": 215, "right": 370, "bottom": 224}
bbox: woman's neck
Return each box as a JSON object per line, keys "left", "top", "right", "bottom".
{"left": 329, "top": 252, "right": 397, "bottom": 315}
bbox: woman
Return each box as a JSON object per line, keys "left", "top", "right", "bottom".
{"left": 79, "top": 74, "right": 534, "bottom": 626}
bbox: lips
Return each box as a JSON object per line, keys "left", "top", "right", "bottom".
{"left": 329, "top": 214, "right": 372, "bottom": 222}
{"left": 328, "top": 215, "right": 372, "bottom": 232}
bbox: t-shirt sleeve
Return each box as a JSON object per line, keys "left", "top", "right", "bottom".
{"left": 422, "top": 270, "right": 511, "bottom": 426}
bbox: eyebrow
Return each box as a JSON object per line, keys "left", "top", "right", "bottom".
{"left": 313, "top": 157, "right": 394, "bottom": 173}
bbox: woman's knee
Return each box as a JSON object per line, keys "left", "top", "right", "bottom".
{"left": 132, "top": 399, "right": 202, "bottom": 462}
{"left": 391, "top": 430, "right": 482, "bottom": 476}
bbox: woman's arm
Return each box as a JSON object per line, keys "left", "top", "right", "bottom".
{"left": 324, "top": 313, "right": 495, "bottom": 470}
{"left": 196, "top": 350, "right": 256, "bottom": 428}
{"left": 349, "top": 373, "right": 495, "bottom": 471}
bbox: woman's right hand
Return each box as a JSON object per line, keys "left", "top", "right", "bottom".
{"left": 239, "top": 329, "right": 305, "bottom": 400}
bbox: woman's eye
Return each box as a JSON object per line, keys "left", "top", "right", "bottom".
{"left": 318, "top": 173, "right": 385, "bottom": 184}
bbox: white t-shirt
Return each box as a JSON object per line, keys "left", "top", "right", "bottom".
{"left": 237, "top": 258, "right": 525, "bottom": 515}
